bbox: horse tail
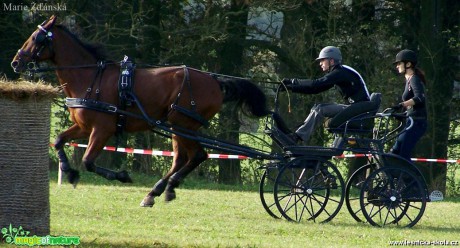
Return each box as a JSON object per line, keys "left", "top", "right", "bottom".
{"left": 217, "top": 77, "right": 271, "bottom": 117}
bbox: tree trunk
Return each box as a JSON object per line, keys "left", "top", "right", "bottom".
{"left": 414, "top": 0, "right": 459, "bottom": 193}
{"left": 217, "top": 0, "right": 249, "bottom": 184}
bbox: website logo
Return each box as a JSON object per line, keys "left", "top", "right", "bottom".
{"left": 1, "top": 224, "right": 80, "bottom": 246}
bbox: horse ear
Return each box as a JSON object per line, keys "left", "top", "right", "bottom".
{"left": 42, "top": 15, "right": 57, "bottom": 30}
{"left": 49, "top": 15, "right": 57, "bottom": 26}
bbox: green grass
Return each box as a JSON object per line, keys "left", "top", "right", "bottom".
{"left": 45, "top": 171, "right": 460, "bottom": 248}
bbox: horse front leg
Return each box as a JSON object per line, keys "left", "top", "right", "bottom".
{"left": 140, "top": 135, "right": 187, "bottom": 207}
{"left": 54, "top": 124, "right": 88, "bottom": 187}
{"left": 83, "top": 130, "right": 133, "bottom": 183}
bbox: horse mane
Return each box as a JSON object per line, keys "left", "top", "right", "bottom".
{"left": 55, "top": 24, "right": 108, "bottom": 61}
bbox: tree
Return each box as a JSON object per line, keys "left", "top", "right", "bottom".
{"left": 216, "top": 0, "right": 250, "bottom": 184}
{"left": 0, "top": 3, "right": 35, "bottom": 79}
{"left": 414, "top": 0, "right": 459, "bottom": 192}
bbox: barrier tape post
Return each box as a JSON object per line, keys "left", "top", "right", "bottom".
{"left": 58, "top": 162, "right": 62, "bottom": 186}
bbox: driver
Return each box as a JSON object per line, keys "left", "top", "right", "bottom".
{"left": 282, "top": 46, "right": 371, "bottom": 144}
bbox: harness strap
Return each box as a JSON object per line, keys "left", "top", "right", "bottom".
{"left": 168, "top": 66, "right": 209, "bottom": 127}
{"left": 184, "top": 67, "right": 196, "bottom": 110}
{"left": 84, "top": 61, "right": 106, "bottom": 99}
{"left": 171, "top": 104, "right": 210, "bottom": 128}
{"left": 115, "top": 56, "right": 136, "bottom": 141}
{"left": 66, "top": 98, "right": 117, "bottom": 113}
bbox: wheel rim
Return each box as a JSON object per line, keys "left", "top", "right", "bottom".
{"left": 359, "top": 166, "right": 427, "bottom": 227}
{"left": 274, "top": 158, "right": 344, "bottom": 223}
{"left": 259, "top": 167, "right": 282, "bottom": 219}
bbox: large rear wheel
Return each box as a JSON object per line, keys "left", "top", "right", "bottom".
{"left": 359, "top": 166, "right": 427, "bottom": 227}
{"left": 273, "top": 157, "right": 344, "bottom": 223}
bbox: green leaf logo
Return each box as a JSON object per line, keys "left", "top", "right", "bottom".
{"left": 1, "top": 224, "right": 30, "bottom": 244}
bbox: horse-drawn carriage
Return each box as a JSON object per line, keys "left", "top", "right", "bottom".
{"left": 11, "top": 15, "right": 441, "bottom": 228}
{"left": 259, "top": 85, "right": 441, "bottom": 227}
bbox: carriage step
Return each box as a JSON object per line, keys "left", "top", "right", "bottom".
{"left": 429, "top": 190, "right": 444, "bottom": 202}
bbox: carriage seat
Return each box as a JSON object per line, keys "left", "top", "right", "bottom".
{"left": 325, "top": 93, "right": 381, "bottom": 134}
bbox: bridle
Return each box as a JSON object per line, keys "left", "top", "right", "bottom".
{"left": 12, "top": 23, "right": 54, "bottom": 72}
{"left": 12, "top": 22, "right": 113, "bottom": 76}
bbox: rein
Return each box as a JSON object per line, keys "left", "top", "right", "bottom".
{"left": 26, "top": 61, "right": 117, "bottom": 73}
{"left": 27, "top": 61, "right": 281, "bottom": 85}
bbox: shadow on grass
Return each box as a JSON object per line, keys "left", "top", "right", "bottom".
{"left": 49, "top": 169, "right": 259, "bottom": 192}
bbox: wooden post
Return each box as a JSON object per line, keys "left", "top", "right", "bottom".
{"left": 0, "top": 80, "right": 58, "bottom": 236}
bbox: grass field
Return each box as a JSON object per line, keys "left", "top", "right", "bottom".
{"left": 45, "top": 171, "right": 460, "bottom": 248}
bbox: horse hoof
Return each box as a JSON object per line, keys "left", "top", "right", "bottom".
{"left": 117, "top": 170, "right": 133, "bottom": 183}
{"left": 164, "top": 191, "right": 176, "bottom": 202}
{"left": 67, "top": 169, "right": 80, "bottom": 188}
{"left": 140, "top": 196, "right": 155, "bottom": 207}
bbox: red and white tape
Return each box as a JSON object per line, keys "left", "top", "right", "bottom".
{"left": 65, "top": 143, "right": 249, "bottom": 160}
{"left": 58, "top": 143, "right": 459, "bottom": 163}
{"left": 334, "top": 153, "right": 460, "bottom": 164}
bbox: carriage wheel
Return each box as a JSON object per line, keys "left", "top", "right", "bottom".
{"left": 259, "top": 164, "right": 282, "bottom": 219}
{"left": 359, "top": 166, "right": 427, "bottom": 227}
{"left": 345, "top": 163, "right": 377, "bottom": 223}
{"left": 273, "top": 157, "right": 344, "bottom": 223}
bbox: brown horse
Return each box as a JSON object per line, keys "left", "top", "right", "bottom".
{"left": 11, "top": 15, "right": 270, "bottom": 207}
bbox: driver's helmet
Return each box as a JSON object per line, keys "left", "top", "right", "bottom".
{"left": 316, "top": 46, "right": 342, "bottom": 64}
{"left": 393, "top": 49, "right": 417, "bottom": 65}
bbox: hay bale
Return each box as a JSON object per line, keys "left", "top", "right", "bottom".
{"left": 0, "top": 79, "right": 59, "bottom": 236}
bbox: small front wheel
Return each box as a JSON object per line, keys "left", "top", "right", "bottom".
{"left": 345, "top": 163, "right": 377, "bottom": 223}
{"left": 259, "top": 164, "right": 282, "bottom": 219}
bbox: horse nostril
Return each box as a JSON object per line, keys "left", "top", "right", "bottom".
{"left": 11, "top": 60, "right": 19, "bottom": 68}
{"left": 27, "top": 62, "right": 37, "bottom": 70}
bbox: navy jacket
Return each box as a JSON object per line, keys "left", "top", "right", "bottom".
{"left": 290, "top": 64, "right": 370, "bottom": 104}
{"left": 403, "top": 74, "right": 427, "bottom": 119}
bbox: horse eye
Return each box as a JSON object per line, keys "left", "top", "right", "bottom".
{"left": 34, "top": 32, "right": 46, "bottom": 44}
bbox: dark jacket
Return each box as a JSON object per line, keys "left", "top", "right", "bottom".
{"left": 403, "top": 74, "right": 427, "bottom": 119}
{"left": 290, "top": 64, "right": 370, "bottom": 104}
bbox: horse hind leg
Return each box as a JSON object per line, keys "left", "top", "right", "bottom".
{"left": 164, "top": 141, "right": 208, "bottom": 202}
{"left": 140, "top": 137, "right": 188, "bottom": 207}
{"left": 140, "top": 178, "right": 168, "bottom": 207}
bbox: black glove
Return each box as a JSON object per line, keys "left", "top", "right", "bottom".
{"left": 279, "top": 78, "right": 296, "bottom": 91}
{"left": 282, "top": 78, "right": 293, "bottom": 85}
{"left": 390, "top": 103, "right": 403, "bottom": 111}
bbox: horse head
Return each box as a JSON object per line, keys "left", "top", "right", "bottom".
{"left": 11, "top": 15, "right": 57, "bottom": 73}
